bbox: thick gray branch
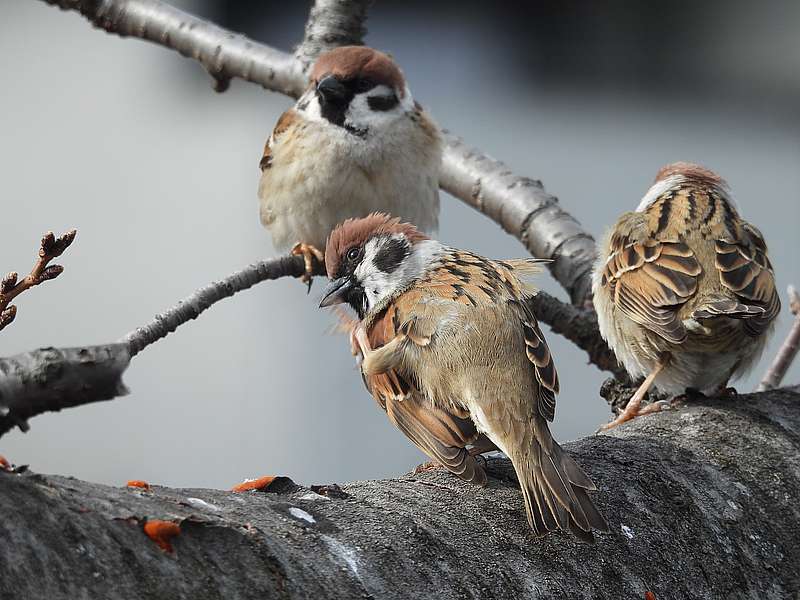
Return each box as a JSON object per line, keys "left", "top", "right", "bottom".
{"left": 1, "top": 389, "right": 798, "bottom": 599}
{"left": 43, "top": 0, "right": 305, "bottom": 95}
{"left": 442, "top": 134, "right": 597, "bottom": 304}
{"left": 0, "top": 344, "right": 130, "bottom": 436}
{"left": 35, "top": 0, "right": 597, "bottom": 304}
{"left": 294, "top": 0, "right": 372, "bottom": 72}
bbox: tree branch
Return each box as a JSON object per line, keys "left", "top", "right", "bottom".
{"left": 35, "top": 0, "right": 597, "bottom": 304}
{"left": 122, "top": 254, "right": 319, "bottom": 357}
{"left": 42, "top": 0, "right": 305, "bottom": 95}
{"left": 2, "top": 388, "right": 798, "bottom": 598}
{"left": 441, "top": 134, "right": 596, "bottom": 304}
{"left": 294, "top": 0, "right": 373, "bottom": 73}
{"left": 758, "top": 285, "right": 800, "bottom": 391}
{"left": 528, "top": 291, "right": 622, "bottom": 377}
{"left": 0, "top": 344, "right": 130, "bottom": 437}
{"left": 0, "top": 255, "right": 317, "bottom": 439}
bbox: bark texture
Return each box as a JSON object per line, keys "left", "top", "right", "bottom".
{"left": 43, "top": 0, "right": 305, "bottom": 95}
{"left": 1, "top": 388, "right": 798, "bottom": 600}
{"left": 441, "top": 133, "right": 596, "bottom": 304}
{"left": 0, "top": 344, "right": 130, "bottom": 437}
{"left": 294, "top": 0, "right": 373, "bottom": 72}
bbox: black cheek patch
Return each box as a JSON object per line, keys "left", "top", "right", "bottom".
{"left": 367, "top": 94, "right": 399, "bottom": 112}
{"left": 374, "top": 238, "right": 410, "bottom": 273}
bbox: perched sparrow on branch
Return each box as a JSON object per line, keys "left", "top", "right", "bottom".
{"left": 593, "top": 162, "right": 780, "bottom": 430}
{"left": 319, "top": 213, "right": 608, "bottom": 541}
{"left": 258, "top": 46, "right": 442, "bottom": 283}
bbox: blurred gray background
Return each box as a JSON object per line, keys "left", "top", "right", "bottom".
{"left": 1, "top": 0, "right": 798, "bottom": 489}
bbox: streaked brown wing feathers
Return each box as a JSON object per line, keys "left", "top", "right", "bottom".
{"left": 714, "top": 224, "right": 780, "bottom": 336}
{"left": 365, "top": 298, "right": 485, "bottom": 485}
{"left": 602, "top": 238, "right": 701, "bottom": 343}
{"left": 520, "top": 303, "right": 559, "bottom": 422}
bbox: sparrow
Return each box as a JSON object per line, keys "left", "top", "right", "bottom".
{"left": 258, "top": 46, "right": 442, "bottom": 283}
{"left": 593, "top": 162, "right": 780, "bottom": 430}
{"left": 319, "top": 213, "right": 608, "bottom": 541}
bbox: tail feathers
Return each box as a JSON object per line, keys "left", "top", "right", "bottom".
{"left": 516, "top": 441, "right": 608, "bottom": 542}
{"left": 691, "top": 300, "right": 765, "bottom": 320}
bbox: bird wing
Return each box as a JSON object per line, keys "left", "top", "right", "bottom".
{"left": 713, "top": 222, "right": 780, "bottom": 336}
{"left": 411, "top": 251, "right": 560, "bottom": 422}
{"left": 258, "top": 108, "right": 299, "bottom": 171}
{"left": 364, "top": 300, "right": 486, "bottom": 485}
{"left": 598, "top": 211, "right": 702, "bottom": 343}
{"left": 518, "top": 299, "right": 560, "bottom": 422}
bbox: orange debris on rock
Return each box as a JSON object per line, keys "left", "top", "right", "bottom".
{"left": 126, "top": 480, "right": 152, "bottom": 491}
{"left": 231, "top": 476, "right": 277, "bottom": 492}
{"left": 0, "top": 455, "right": 11, "bottom": 472}
{"left": 645, "top": 592, "right": 657, "bottom": 600}
{"left": 144, "top": 520, "right": 181, "bottom": 553}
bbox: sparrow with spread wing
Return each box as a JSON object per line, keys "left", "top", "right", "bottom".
{"left": 593, "top": 162, "right": 780, "bottom": 430}
{"left": 319, "top": 213, "right": 608, "bottom": 541}
{"left": 258, "top": 47, "right": 441, "bottom": 284}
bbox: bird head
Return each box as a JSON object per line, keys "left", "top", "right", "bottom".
{"left": 319, "top": 213, "right": 437, "bottom": 318}
{"left": 302, "top": 46, "right": 414, "bottom": 137}
{"left": 636, "top": 161, "right": 732, "bottom": 213}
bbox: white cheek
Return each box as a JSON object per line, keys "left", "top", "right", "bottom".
{"left": 346, "top": 85, "right": 407, "bottom": 130}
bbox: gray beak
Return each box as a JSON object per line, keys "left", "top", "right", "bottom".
{"left": 319, "top": 277, "right": 352, "bottom": 308}
{"left": 316, "top": 75, "right": 348, "bottom": 105}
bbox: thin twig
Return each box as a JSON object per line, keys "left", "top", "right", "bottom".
{"left": 0, "top": 229, "right": 76, "bottom": 332}
{"left": 122, "top": 254, "right": 323, "bottom": 357}
{"left": 758, "top": 285, "right": 800, "bottom": 391}
{"left": 36, "top": 0, "right": 597, "bottom": 305}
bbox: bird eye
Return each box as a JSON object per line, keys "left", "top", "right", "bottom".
{"left": 346, "top": 247, "right": 360, "bottom": 261}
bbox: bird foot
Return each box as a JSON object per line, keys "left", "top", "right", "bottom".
{"left": 413, "top": 461, "right": 442, "bottom": 475}
{"left": 672, "top": 387, "right": 707, "bottom": 403}
{"left": 596, "top": 398, "right": 672, "bottom": 433}
{"left": 714, "top": 386, "right": 738, "bottom": 400}
{"left": 290, "top": 242, "right": 324, "bottom": 292}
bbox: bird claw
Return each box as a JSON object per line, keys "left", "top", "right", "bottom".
{"left": 714, "top": 386, "right": 738, "bottom": 400}
{"left": 290, "top": 242, "right": 324, "bottom": 292}
{"left": 413, "top": 461, "right": 441, "bottom": 475}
